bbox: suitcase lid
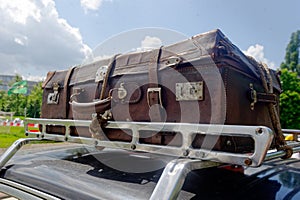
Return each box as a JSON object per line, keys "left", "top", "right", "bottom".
{"left": 69, "top": 30, "right": 259, "bottom": 84}
{"left": 57, "top": 29, "right": 278, "bottom": 92}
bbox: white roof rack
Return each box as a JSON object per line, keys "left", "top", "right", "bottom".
{"left": 22, "top": 118, "right": 275, "bottom": 167}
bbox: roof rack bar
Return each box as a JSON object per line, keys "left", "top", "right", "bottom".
{"left": 265, "top": 144, "right": 300, "bottom": 161}
{"left": 0, "top": 138, "right": 43, "bottom": 169}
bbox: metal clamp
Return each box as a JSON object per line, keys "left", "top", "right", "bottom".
{"left": 47, "top": 83, "right": 60, "bottom": 104}
{"left": 147, "top": 87, "right": 162, "bottom": 107}
{"left": 249, "top": 83, "right": 257, "bottom": 110}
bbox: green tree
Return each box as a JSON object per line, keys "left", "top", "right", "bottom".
{"left": 280, "top": 69, "right": 300, "bottom": 129}
{"left": 1, "top": 74, "right": 43, "bottom": 117}
{"left": 26, "top": 82, "right": 43, "bottom": 118}
{"left": 9, "top": 74, "right": 23, "bottom": 86}
{"left": 5, "top": 92, "right": 27, "bottom": 116}
{"left": 0, "top": 91, "right": 8, "bottom": 111}
{"left": 280, "top": 30, "right": 300, "bottom": 75}
{"left": 279, "top": 30, "right": 300, "bottom": 129}
{"left": 6, "top": 74, "right": 26, "bottom": 115}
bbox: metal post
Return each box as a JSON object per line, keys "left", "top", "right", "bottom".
{"left": 150, "top": 159, "right": 221, "bottom": 200}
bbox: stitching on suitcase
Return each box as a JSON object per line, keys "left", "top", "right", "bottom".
{"left": 175, "top": 65, "right": 212, "bottom": 72}
{"left": 224, "top": 67, "right": 229, "bottom": 123}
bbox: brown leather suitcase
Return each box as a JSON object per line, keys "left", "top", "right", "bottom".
{"left": 40, "top": 29, "right": 285, "bottom": 154}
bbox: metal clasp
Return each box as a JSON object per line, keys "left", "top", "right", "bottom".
{"left": 147, "top": 87, "right": 162, "bottom": 107}
{"left": 176, "top": 82, "right": 204, "bottom": 101}
{"left": 165, "top": 56, "right": 182, "bottom": 67}
{"left": 47, "top": 82, "right": 60, "bottom": 104}
{"left": 250, "top": 83, "right": 257, "bottom": 110}
{"left": 118, "top": 83, "right": 127, "bottom": 100}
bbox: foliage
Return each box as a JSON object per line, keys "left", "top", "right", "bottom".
{"left": 279, "top": 70, "right": 300, "bottom": 129}
{"left": 279, "top": 30, "right": 300, "bottom": 129}
{"left": 8, "top": 74, "right": 23, "bottom": 87}
{"left": 26, "top": 82, "right": 43, "bottom": 118}
{"left": 0, "top": 75, "right": 43, "bottom": 117}
{"left": 0, "top": 91, "right": 27, "bottom": 116}
{"left": 280, "top": 30, "right": 300, "bottom": 75}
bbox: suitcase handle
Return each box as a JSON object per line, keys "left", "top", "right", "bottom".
{"left": 69, "top": 97, "right": 112, "bottom": 114}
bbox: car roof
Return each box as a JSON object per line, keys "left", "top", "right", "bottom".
{"left": 1, "top": 144, "right": 300, "bottom": 200}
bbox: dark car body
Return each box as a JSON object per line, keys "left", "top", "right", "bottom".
{"left": 1, "top": 143, "right": 300, "bottom": 200}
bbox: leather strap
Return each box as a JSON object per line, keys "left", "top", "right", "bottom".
{"left": 256, "top": 92, "right": 277, "bottom": 104}
{"left": 257, "top": 62, "right": 292, "bottom": 158}
{"left": 148, "top": 48, "right": 161, "bottom": 89}
{"left": 148, "top": 48, "right": 163, "bottom": 122}
{"left": 100, "top": 54, "right": 119, "bottom": 100}
{"left": 63, "top": 66, "right": 76, "bottom": 118}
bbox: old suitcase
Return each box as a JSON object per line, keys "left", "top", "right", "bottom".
{"left": 41, "top": 29, "right": 286, "bottom": 154}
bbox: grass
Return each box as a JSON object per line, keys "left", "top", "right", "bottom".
{"left": 0, "top": 125, "right": 53, "bottom": 149}
{"left": 0, "top": 126, "right": 25, "bottom": 148}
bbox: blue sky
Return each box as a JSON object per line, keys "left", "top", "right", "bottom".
{"left": 0, "top": 0, "right": 299, "bottom": 80}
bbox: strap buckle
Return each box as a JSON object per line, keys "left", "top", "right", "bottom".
{"left": 47, "top": 82, "right": 60, "bottom": 104}
{"left": 249, "top": 83, "right": 257, "bottom": 110}
{"left": 147, "top": 87, "right": 162, "bottom": 107}
{"left": 249, "top": 83, "right": 277, "bottom": 110}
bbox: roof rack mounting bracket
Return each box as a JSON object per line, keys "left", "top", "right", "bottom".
{"left": 150, "top": 159, "right": 221, "bottom": 200}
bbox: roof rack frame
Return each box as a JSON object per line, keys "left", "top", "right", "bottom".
{"left": 23, "top": 118, "right": 275, "bottom": 167}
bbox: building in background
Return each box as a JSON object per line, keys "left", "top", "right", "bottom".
{"left": 0, "top": 74, "right": 39, "bottom": 94}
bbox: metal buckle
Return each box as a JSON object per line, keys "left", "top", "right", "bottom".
{"left": 147, "top": 87, "right": 162, "bottom": 107}
{"left": 118, "top": 83, "right": 127, "bottom": 100}
{"left": 250, "top": 83, "right": 257, "bottom": 110}
{"left": 47, "top": 83, "right": 60, "bottom": 104}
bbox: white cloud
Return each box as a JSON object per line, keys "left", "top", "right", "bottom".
{"left": 141, "top": 36, "right": 162, "bottom": 49}
{"left": 243, "top": 44, "right": 276, "bottom": 69}
{"left": 80, "top": 0, "right": 112, "bottom": 13}
{"left": 0, "top": 0, "right": 41, "bottom": 25}
{"left": 14, "top": 38, "right": 23, "bottom": 46}
{"left": 87, "top": 35, "right": 163, "bottom": 64}
{"left": 135, "top": 36, "right": 162, "bottom": 52}
{"left": 0, "top": 0, "right": 92, "bottom": 80}
{"left": 22, "top": 75, "right": 45, "bottom": 82}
